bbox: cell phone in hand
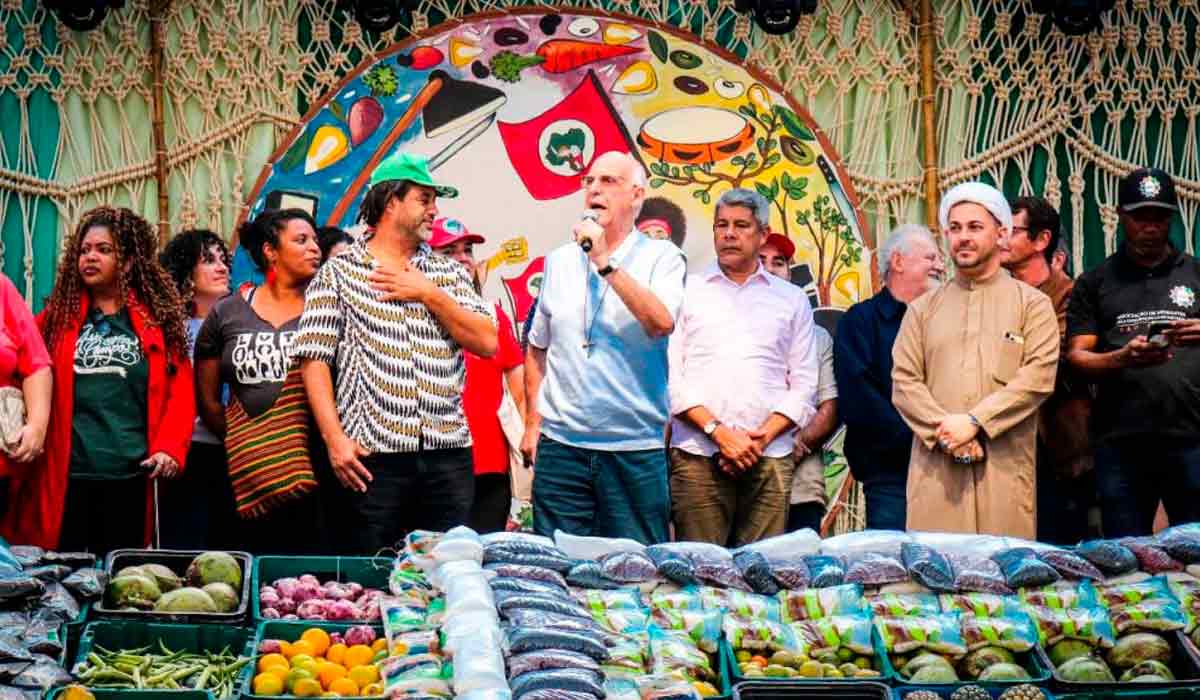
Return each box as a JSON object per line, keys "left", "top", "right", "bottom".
{"left": 1147, "top": 321, "right": 1173, "bottom": 348}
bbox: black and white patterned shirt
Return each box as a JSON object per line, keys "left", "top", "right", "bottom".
{"left": 291, "top": 237, "right": 490, "bottom": 453}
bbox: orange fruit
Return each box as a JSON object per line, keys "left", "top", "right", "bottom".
{"left": 288, "top": 640, "right": 316, "bottom": 659}
{"left": 293, "top": 678, "right": 323, "bottom": 698}
{"left": 343, "top": 645, "right": 373, "bottom": 669}
{"left": 329, "top": 678, "right": 360, "bottom": 697}
{"left": 301, "top": 628, "right": 331, "bottom": 657}
{"left": 318, "top": 663, "right": 347, "bottom": 690}
{"left": 370, "top": 639, "right": 387, "bottom": 653}
{"left": 360, "top": 683, "right": 384, "bottom": 697}
{"left": 253, "top": 672, "right": 284, "bottom": 696}
{"left": 258, "top": 653, "right": 289, "bottom": 673}
{"left": 263, "top": 667, "right": 289, "bottom": 684}
{"left": 326, "top": 643, "right": 348, "bottom": 666}
{"left": 346, "top": 665, "right": 378, "bottom": 689}
{"left": 278, "top": 640, "right": 293, "bottom": 658}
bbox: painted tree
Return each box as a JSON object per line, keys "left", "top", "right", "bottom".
{"left": 795, "top": 194, "right": 863, "bottom": 306}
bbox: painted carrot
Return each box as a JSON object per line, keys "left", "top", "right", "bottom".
{"left": 490, "top": 40, "right": 640, "bottom": 82}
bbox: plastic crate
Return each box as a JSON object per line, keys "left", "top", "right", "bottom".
{"left": 96, "top": 550, "right": 252, "bottom": 624}
{"left": 250, "top": 556, "right": 390, "bottom": 623}
{"left": 884, "top": 646, "right": 1053, "bottom": 689}
{"left": 734, "top": 680, "right": 891, "bottom": 699}
{"left": 893, "top": 685, "right": 1058, "bottom": 699}
{"left": 72, "top": 620, "right": 254, "bottom": 698}
{"left": 1042, "top": 632, "right": 1200, "bottom": 693}
{"left": 1055, "top": 691, "right": 1200, "bottom": 700}
{"left": 244, "top": 620, "right": 387, "bottom": 700}
{"left": 49, "top": 689, "right": 213, "bottom": 700}
{"left": 721, "top": 627, "right": 893, "bottom": 685}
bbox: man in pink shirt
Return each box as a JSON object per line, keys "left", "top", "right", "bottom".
{"left": 667, "top": 189, "right": 820, "bottom": 546}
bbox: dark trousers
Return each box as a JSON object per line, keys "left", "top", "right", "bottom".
{"left": 1096, "top": 438, "right": 1200, "bottom": 538}
{"left": 240, "top": 492, "right": 323, "bottom": 556}
{"left": 60, "top": 476, "right": 147, "bottom": 556}
{"left": 470, "top": 472, "right": 511, "bottom": 534}
{"left": 311, "top": 436, "right": 354, "bottom": 554}
{"left": 347, "top": 448, "right": 474, "bottom": 555}
{"left": 159, "top": 440, "right": 238, "bottom": 550}
{"left": 862, "top": 475, "right": 907, "bottom": 531}
{"left": 787, "top": 502, "right": 825, "bottom": 534}
{"left": 1036, "top": 443, "right": 1096, "bottom": 545}
{"left": 532, "top": 436, "right": 669, "bottom": 545}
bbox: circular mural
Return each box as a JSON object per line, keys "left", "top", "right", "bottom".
{"left": 240, "top": 9, "right": 872, "bottom": 329}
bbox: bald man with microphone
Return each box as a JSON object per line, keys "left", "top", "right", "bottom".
{"left": 521, "top": 151, "right": 687, "bottom": 544}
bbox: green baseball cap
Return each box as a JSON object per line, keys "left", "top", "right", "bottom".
{"left": 368, "top": 151, "right": 458, "bottom": 198}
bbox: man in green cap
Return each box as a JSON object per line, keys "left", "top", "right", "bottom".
{"left": 293, "top": 151, "right": 497, "bottom": 553}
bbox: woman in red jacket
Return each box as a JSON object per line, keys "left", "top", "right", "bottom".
{"left": 3, "top": 207, "right": 194, "bottom": 553}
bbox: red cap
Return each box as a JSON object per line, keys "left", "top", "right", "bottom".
{"left": 429, "top": 217, "right": 485, "bottom": 248}
{"left": 762, "top": 233, "right": 795, "bottom": 261}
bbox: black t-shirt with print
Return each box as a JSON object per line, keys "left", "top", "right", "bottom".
{"left": 1066, "top": 246, "right": 1200, "bottom": 443}
{"left": 195, "top": 290, "right": 299, "bottom": 418}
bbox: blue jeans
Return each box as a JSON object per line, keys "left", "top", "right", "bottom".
{"left": 862, "top": 475, "right": 907, "bottom": 531}
{"left": 533, "top": 436, "right": 670, "bottom": 544}
{"left": 1095, "top": 438, "right": 1200, "bottom": 538}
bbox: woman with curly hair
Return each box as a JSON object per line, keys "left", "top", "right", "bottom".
{"left": 159, "top": 229, "right": 235, "bottom": 548}
{"left": 195, "top": 209, "right": 323, "bottom": 553}
{"left": 3, "top": 206, "right": 195, "bottom": 552}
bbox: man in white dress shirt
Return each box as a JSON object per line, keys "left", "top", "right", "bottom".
{"left": 667, "top": 188, "right": 820, "bottom": 546}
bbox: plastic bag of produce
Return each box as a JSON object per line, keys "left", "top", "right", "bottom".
{"left": 648, "top": 626, "right": 716, "bottom": 683}
{"left": 1036, "top": 549, "right": 1103, "bottom": 580}
{"left": 61, "top": 568, "right": 106, "bottom": 599}
{"left": 636, "top": 676, "right": 705, "bottom": 700}
{"left": 722, "top": 614, "right": 799, "bottom": 653}
{"left": 11, "top": 660, "right": 71, "bottom": 690}
{"left": 901, "top": 543, "right": 955, "bottom": 592}
{"left": 496, "top": 592, "right": 590, "bottom": 620}
{"left": 510, "top": 668, "right": 605, "bottom": 700}
{"left": 765, "top": 557, "right": 810, "bottom": 591}
{"left": 744, "top": 528, "right": 821, "bottom": 560}
{"left": 866, "top": 592, "right": 940, "bottom": 617}
{"left": 779, "top": 583, "right": 864, "bottom": 622}
{"left": 507, "top": 649, "right": 601, "bottom": 678}
{"left": 576, "top": 588, "right": 642, "bottom": 612}
{"left": 803, "top": 555, "right": 846, "bottom": 588}
{"left": 1121, "top": 538, "right": 1184, "bottom": 573}
{"left": 22, "top": 566, "right": 71, "bottom": 584}
{"left": 1024, "top": 604, "right": 1116, "bottom": 648}
{"left": 791, "top": 613, "right": 875, "bottom": 655}
{"left": 821, "top": 530, "right": 911, "bottom": 557}
{"left": 388, "top": 629, "right": 439, "bottom": 656}
{"left": 554, "top": 531, "right": 644, "bottom": 560}
{"left": 40, "top": 552, "right": 93, "bottom": 568}
{"left": 564, "top": 562, "right": 622, "bottom": 590}
{"left": 385, "top": 676, "right": 453, "bottom": 697}
{"left": 1019, "top": 582, "right": 1097, "bottom": 609}
{"left": 645, "top": 545, "right": 698, "bottom": 586}
{"left": 874, "top": 612, "right": 967, "bottom": 656}
{"left": 1094, "top": 577, "right": 1172, "bottom": 608}
{"left": 591, "top": 608, "right": 649, "bottom": 636}
{"left": 9, "top": 547, "right": 41, "bottom": 568}
{"left": 599, "top": 551, "right": 658, "bottom": 583}
{"left": 1109, "top": 600, "right": 1186, "bottom": 634}
{"left": 649, "top": 607, "right": 722, "bottom": 654}
{"left": 649, "top": 588, "right": 702, "bottom": 612}
{"left": 380, "top": 653, "right": 442, "bottom": 682}
{"left": 912, "top": 533, "right": 1008, "bottom": 556}
{"left": 961, "top": 613, "right": 1039, "bottom": 652}
{"left": 1157, "top": 526, "right": 1200, "bottom": 564}
{"left": 484, "top": 564, "right": 567, "bottom": 591}
{"left": 602, "top": 636, "right": 649, "bottom": 676}
{"left": 732, "top": 550, "right": 778, "bottom": 595}
{"left": 0, "top": 633, "right": 33, "bottom": 663}
{"left": 0, "top": 577, "right": 41, "bottom": 602}
{"left": 482, "top": 531, "right": 554, "bottom": 547}
{"left": 18, "top": 616, "right": 62, "bottom": 658}
{"left": 483, "top": 541, "right": 572, "bottom": 573}
{"left": 946, "top": 553, "right": 1013, "bottom": 594}
{"left": 37, "top": 583, "right": 79, "bottom": 622}
{"left": 432, "top": 526, "right": 485, "bottom": 565}
{"left": 491, "top": 577, "right": 567, "bottom": 598}
{"left": 844, "top": 551, "right": 909, "bottom": 587}
{"left": 503, "top": 608, "right": 607, "bottom": 638}
{"left": 382, "top": 597, "right": 430, "bottom": 636}
{"left": 940, "top": 592, "right": 1013, "bottom": 617}
{"left": 992, "top": 548, "right": 1061, "bottom": 589}
{"left": 699, "top": 587, "right": 780, "bottom": 620}
{"left": 507, "top": 627, "right": 609, "bottom": 661}
{"left": 1075, "top": 540, "right": 1138, "bottom": 576}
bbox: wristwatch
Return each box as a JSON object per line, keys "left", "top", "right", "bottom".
{"left": 702, "top": 419, "right": 721, "bottom": 436}
{"left": 597, "top": 262, "right": 616, "bottom": 277}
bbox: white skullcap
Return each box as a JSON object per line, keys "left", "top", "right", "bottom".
{"left": 938, "top": 182, "right": 1013, "bottom": 233}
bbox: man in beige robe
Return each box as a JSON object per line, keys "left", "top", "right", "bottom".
{"left": 891, "top": 183, "right": 1059, "bottom": 539}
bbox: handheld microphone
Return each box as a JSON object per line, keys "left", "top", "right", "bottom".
{"left": 578, "top": 210, "right": 599, "bottom": 252}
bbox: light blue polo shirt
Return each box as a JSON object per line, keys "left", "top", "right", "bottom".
{"left": 528, "top": 229, "right": 687, "bottom": 451}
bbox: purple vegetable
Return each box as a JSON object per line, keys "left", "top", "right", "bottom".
{"left": 262, "top": 608, "right": 281, "bottom": 619}
{"left": 297, "top": 599, "right": 329, "bottom": 619}
{"left": 282, "top": 613, "right": 298, "bottom": 620}
{"left": 259, "top": 585, "right": 278, "bottom": 598}
{"left": 275, "top": 597, "right": 297, "bottom": 615}
{"left": 346, "top": 582, "right": 364, "bottom": 597}
{"left": 274, "top": 577, "right": 301, "bottom": 598}
{"left": 330, "top": 632, "right": 345, "bottom": 646}
{"left": 345, "top": 625, "right": 377, "bottom": 646}
{"left": 258, "top": 639, "right": 284, "bottom": 653}
{"left": 293, "top": 582, "right": 321, "bottom": 604}
{"left": 299, "top": 574, "right": 320, "bottom": 586}
{"left": 327, "top": 599, "right": 360, "bottom": 620}
{"left": 259, "top": 590, "right": 281, "bottom": 607}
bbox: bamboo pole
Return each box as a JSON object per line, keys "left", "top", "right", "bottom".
{"left": 917, "top": 0, "right": 942, "bottom": 240}
{"left": 149, "top": 0, "right": 172, "bottom": 246}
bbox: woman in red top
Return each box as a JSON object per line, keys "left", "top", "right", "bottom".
{"left": 0, "top": 272, "right": 52, "bottom": 519}
{"left": 3, "top": 207, "right": 194, "bottom": 552}
{"left": 430, "top": 218, "right": 525, "bottom": 532}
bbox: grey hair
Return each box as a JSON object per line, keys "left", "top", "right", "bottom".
{"left": 877, "top": 223, "right": 936, "bottom": 279}
{"left": 715, "top": 188, "right": 770, "bottom": 228}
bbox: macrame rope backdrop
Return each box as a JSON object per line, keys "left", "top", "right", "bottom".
{"left": 2, "top": 0, "right": 1200, "bottom": 532}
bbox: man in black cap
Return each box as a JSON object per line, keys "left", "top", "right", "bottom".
{"left": 1066, "top": 167, "right": 1200, "bottom": 537}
